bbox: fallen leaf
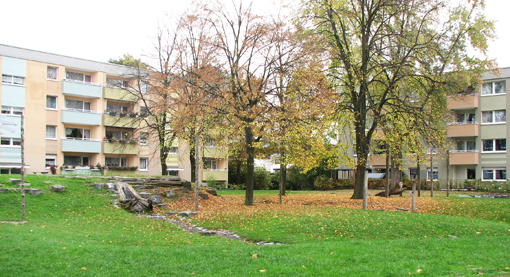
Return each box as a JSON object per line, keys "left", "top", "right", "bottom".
{"left": 417, "top": 269, "right": 423, "bottom": 273}
{"left": 302, "top": 265, "right": 306, "bottom": 269}
{"left": 81, "top": 267, "right": 86, "bottom": 270}
{"left": 191, "top": 272, "right": 196, "bottom": 275}
{"left": 259, "top": 270, "right": 266, "bottom": 273}
{"left": 252, "top": 254, "right": 258, "bottom": 258}
{"left": 62, "top": 247, "right": 66, "bottom": 250}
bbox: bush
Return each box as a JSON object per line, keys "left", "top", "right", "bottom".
{"left": 205, "top": 175, "right": 218, "bottom": 189}
{"left": 254, "top": 167, "right": 272, "bottom": 190}
{"left": 313, "top": 176, "right": 335, "bottom": 190}
{"left": 336, "top": 179, "right": 354, "bottom": 189}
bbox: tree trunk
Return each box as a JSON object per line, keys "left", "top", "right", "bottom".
{"left": 352, "top": 162, "right": 367, "bottom": 199}
{"left": 279, "top": 163, "right": 286, "bottom": 204}
{"left": 189, "top": 132, "right": 196, "bottom": 183}
{"left": 160, "top": 147, "right": 168, "bottom": 176}
{"left": 390, "top": 152, "right": 402, "bottom": 191}
{"left": 236, "top": 160, "right": 241, "bottom": 185}
{"left": 417, "top": 157, "right": 421, "bottom": 197}
{"left": 244, "top": 126, "right": 255, "bottom": 205}
{"left": 385, "top": 149, "right": 390, "bottom": 197}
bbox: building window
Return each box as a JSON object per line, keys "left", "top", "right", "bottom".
{"left": 1, "top": 137, "right": 21, "bottom": 146}
{"left": 2, "top": 74, "right": 25, "bottom": 85}
{"left": 205, "top": 138, "right": 216, "bottom": 148}
{"left": 482, "top": 169, "right": 507, "bottom": 181}
{"left": 1, "top": 168, "right": 21, "bottom": 174}
{"left": 65, "top": 99, "right": 91, "bottom": 112}
{"left": 47, "top": 66, "right": 58, "bottom": 80}
{"left": 63, "top": 156, "right": 89, "bottom": 166}
{"left": 456, "top": 140, "right": 476, "bottom": 151}
{"left": 105, "top": 130, "right": 131, "bottom": 142}
{"left": 427, "top": 168, "right": 438, "bottom": 181}
{"left": 46, "top": 96, "right": 57, "bottom": 109}
{"left": 456, "top": 113, "right": 476, "bottom": 124}
{"left": 204, "top": 159, "right": 218, "bottom": 170}
{"left": 467, "top": 168, "right": 476, "bottom": 179}
{"left": 140, "top": 106, "right": 148, "bottom": 117}
{"left": 1, "top": 106, "right": 23, "bottom": 115}
{"left": 105, "top": 157, "right": 128, "bottom": 167}
{"left": 46, "top": 126, "right": 56, "bottom": 139}
{"left": 139, "top": 132, "right": 148, "bottom": 144}
{"left": 482, "top": 81, "right": 506, "bottom": 95}
{"left": 140, "top": 81, "right": 148, "bottom": 94}
{"left": 106, "top": 78, "right": 129, "bottom": 88}
{"left": 66, "top": 71, "right": 91, "bottom": 83}
{"left": 169, "top": 147, "right": 178, "bottom": 154}
{"left": 482, "top": 139, "right": 506, "bottom": 152}
{"left": 65, "top": 128, "right": 91, "bottom": 140}
{"left": 46, "top": 155, "right": 57, "bottom": 167}
{"left": 482, "top": 110, "right": 506, "bottom": 124}
{"left": 140, "top": 157, "right": 148, "bottom": 170}
{"left": 409, "top": 168, "right": 418, "bottom": 179}
{"left": 106, "top": 103, "right": 129, "bottom": 114}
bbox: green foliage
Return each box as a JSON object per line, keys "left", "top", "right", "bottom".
{"left": 205, "top": 175, "right": 218, "bottom": 189}
{"left": 253, "top": 167, "right": 272, "bottom": 190}
{"left": 313, "top": 176, "right": 335, "bottom": 190}
{"left": 108, "top": 53, "right": 147, "bottom": 69}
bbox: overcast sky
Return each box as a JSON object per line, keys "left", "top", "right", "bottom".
{"left": 1, "top": 0, "right": 509, "bottom": 67}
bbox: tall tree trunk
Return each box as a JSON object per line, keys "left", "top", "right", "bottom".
{"left": 279, "top": 163, "right": 286, "bottom": 203}
{"left": 390, "top": 152, "right": 402, "bottom": 191}
{"left": 236, "top": 160, "right": 241, "bottom": 185}
{"left": 385, "top": 149, "right": 390, "bottom": 197}
{"left": 189, "top": 131, "right": 196, "bottom": 183}
{"left": 160, "top": 147, "right": 168, "bottom": 176}
{"left": 417, "top": 156, "right": 421, "bottom": 197}
{"left": 245, "top": 126, "right": 255, "bottom": 205}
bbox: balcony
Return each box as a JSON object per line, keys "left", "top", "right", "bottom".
{"left": 103, "top": 142, "right": 139, "bottom": 155}
{"left": 0, "top": 147, "right": 21, "bottom": 162}
{"left": 62, "top": 109, "right": 102, "bottom": 125}
{"left": 166, "top": 154, "right": 179, "bottom": 166}
{"left": 61, "top": 138, "right": 101, "bottom": 153}
{"left": 203, "top": 147, "right": 228, "bottom": 158}
{"left": 203, "top": 170, "right": 228, "bottom": 181}
{"left": 369, "top": 154, "right": 387, "bottom": 167}
{"left": 450, "top": 150, "right": 479, "bottom": 165}
{"left": 448, "top": 94, "right": 478, "bottom": 110}
{"left": 104, "top": 114, "right": 138, "bottom": 128}
{"left": 447, "top": 122, "right": 479, "bottom": 137}
{"left": 104, "top": 87, "right": 139, "bottom": 102}
{"left": 62, "top": 79, "right": 102, "bottom": 98}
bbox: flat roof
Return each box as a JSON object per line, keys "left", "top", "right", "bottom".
{"left": 0, "top": 44, "right": 144, "bottom": 77}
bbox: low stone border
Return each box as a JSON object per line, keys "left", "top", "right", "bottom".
{"left": 0, "top": 221, "right": 27, "bottom": 225}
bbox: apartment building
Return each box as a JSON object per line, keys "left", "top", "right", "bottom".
{"left": 365, "top": 69, "right": 509, "bottom": 183}
{"left": 0, "top": 44, "right": 228, "bottom": 183}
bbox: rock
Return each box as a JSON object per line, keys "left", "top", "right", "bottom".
{"left": 106, "top": 183, "right": 115, "bottom": 190}
{"left": 166, "top": 210, "right": 179, "bottom": 215}
{"left": 448, "top": 235, "right": 458, "bottom": 239}
{"left": 198, "top": 193, "right": 209, "bottom": 200}
{"left": 0, "top": 189, "right": 9, "bottom": 193}
{"left": 19, "top": 183, "right": 30, "bottom": 187}
{"left": 0, "top": 184, "right": 3, "bottom": 187}
{"left": 95, "top": 183, "right": 105, "bottom": 189}
{"left": 52, "top": 185, "right": 65, "bottom": 192}
{"left": 150, "top": 195, "right": 161, "bottom": 204}
{"left": 165, "top": 189, "right": 177, "bottom": 198}
{"left": 179, "top": 210, "right": 198, "bottom": 217}
{"left": 206, "top": 189, "right": 218, "bottom": 196}
{"left": 111, "top": 194, "right": 119, "bottom": 198}
{"left": 44, "top": 181, "right": 53, "bottom": 184}
{"left": 139, "top": 192, "right": 151, "bottom": 199}
{"left": 153, "top": 193, "right": 163, "bottom": 197}
{"left": 459, "top": 195, "right": 473, "bottom": 198}
{"left": 182, "top": 181, "right": 192, "bottom": 189}
{"left": 9, "top": 178, "right": 21, "bottom": 183}
{"left": 265, "top": 242, "right": 275, "bottom": 245}
{"left": 26, "top": 189, "right": 42, "bottom": 195}
{"left": 146, "top": 215, "right": 166, "bottom": 220}
{"left": 157, "top": 203, "right": 167, "bottom": 209}
{"left": 134, "top": 185, "right": 144, "bottom": 189}
{"left": 112, "top": 200, "right": 120, "bottom": 205}
{"left": 145, "top": 185, "right": 156, "bottom": 189}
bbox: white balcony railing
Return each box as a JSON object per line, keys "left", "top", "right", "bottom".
{"left": 63, "top": 108, "right": 101, "bottom": 113}
{"left": 450, "top": 150, "right": 479, "bottom": 153}
{"left": 63, "top": 79, "right": 102, "bottom": 87}
{"left": 62, "top": 137, "right": 101, "bottom": 142}
{"left": 447, "top": 121, "right": 478, "bottom": 126}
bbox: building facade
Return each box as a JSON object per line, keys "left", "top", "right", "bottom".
{"left": 0, "top": 44, "right": 228, "bottom": 183}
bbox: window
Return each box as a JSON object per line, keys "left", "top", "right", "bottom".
{"left": 47, "top": 66, "right": 58, "bottom": 80}
{"left": 141, "top": 81, "right": 148, "bottom": 94}
{"left": 1, "top": 106, "right": 23, "bottom": 115}
{"left": 482, "top": 139, "right": 506, "bottom": 152}
{"left": 139, "top": 132, "right": 148, "bottom": 144}
{"left": 482, "top": 169, "right": 507, "bottom": 181}
{"left": 140, "top": 106, "right": 148, "bottom": 116}
{"left": 2, "top": 74, "right": 25, "bottom": 85}
{"left": 46, "top": 155, "right": 57, "bottom": 167}
{"left": 456, "top": 140, "right": 476, "bottom": 151}
{"left": 1, "top": 168, "right": 21, "bottom": 174}
{"left": 65, "top": 99, "right": 91, "bottom": 112}
{"left": 65, "top": 128, "right": 91, "bottom": 140}
{"left": 105, "top": 130, "right": 131, "bottom": 142}
{"left": 482, "top": 81, "right": 506, "bottom": 95}
{"left": 204, "top": 159, "right": 218, "bottom": 170}
{"left": 409, "top": 168, "right": 418, "bottom": 179}
{"left": 456, "top": 113, "right": 476, "bottom": 124}
{"left": 106, "top": 103, "right": 129, "bottom": 114}
{"left": 46, "top": 126, "right": 56, "bottom": 139}
{"left": 467, "top": 168, "right": 476, "bottom": 179}
{"left": 205, "top": 138, "right": 216, "bottom": 148}
{"left": 46, "top": 96, "right": 57, "bottom": 109}
{"left": 106, "top": 78, "right": 129, "bottom": 88}
{"left": 427, "top": 168, "right": 438, "bottom": 181}
{"left": 140, "top": 157, "right": 148, "bottom": 170}
{"left": 1, "top": 138, "right": 21, "bottom": 146}
{"left": 169, "top": 147, "right": 178, "bottom": 154}
{"left": 105, "top": 157, "right": 128, "bottom": 167}
{"left": 64, "top": 156, "right": 89, "bottom": 166}
{"left": 66, "top": 71, "right": 91, "bottom": 83}
{"left": 482, "top": 110, "right": 506, "bottom": 123}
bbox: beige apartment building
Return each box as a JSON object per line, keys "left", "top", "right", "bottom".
{"left": 0, "top": 44, "right": 228, "bottom": 183}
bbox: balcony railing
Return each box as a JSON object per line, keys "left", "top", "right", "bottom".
{"left": 61, "top": 138, "right": 101, "bottom": 153}
{"left": 103, "top": 142, "right": 139, "bottom": 155}
{"left": 62, "top": 109, "right": 102, "bottom": 125}
{"left": 448, "top": 94, "right": 479, "bottom": 110}
{"left": 450, "top": 151, "right": 479, "bottom": 165}
{"left": 202, "top": 169, "right": 228, "bottom": 181}
{"left": 62, "top": 79, "right": 102, "bottom": 98}
{"left": 450, "top": 150, "right": 479, "bottom": 153}
{"left": 447, "top": 123, "right": 479, "bottom": 137}
{"left": 447, "top": 121, "right": 478, "bottom": 126}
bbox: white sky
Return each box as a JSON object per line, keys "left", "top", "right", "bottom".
{"left": 1, "top": 0, "right": 508, "bottom": 67}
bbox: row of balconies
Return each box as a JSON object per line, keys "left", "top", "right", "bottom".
{"left": 370, "top": 151, "right": 480, "bottom": 166}
{"left": 62, "top": 80, "right": 138, "bottom": 102}
{"left": 62, "top": 111, "right": 138, "bottom": 128}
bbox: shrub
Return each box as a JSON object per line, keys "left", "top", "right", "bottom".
{"left": 205, "top": 175, "right": 218, "bottom": 189}
{"left": 254, "top": 167, "right": 272, "bottom": 190}
{"left": 313, "top": 176, "right": 335, "bottom": 190}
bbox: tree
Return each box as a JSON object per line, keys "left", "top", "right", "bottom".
{"left": 109, "top": 53, "right": 147, "bottom": 69}
{"left": 303, "top": 0, "right": 495, "bottom": 199}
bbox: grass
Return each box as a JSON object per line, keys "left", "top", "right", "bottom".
{"left": 0, "top": 175, "right": 509, "bottom": 276}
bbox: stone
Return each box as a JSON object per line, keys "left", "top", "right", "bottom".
{"left": 459, "top": 195, "right": 473, "bottom": 198}
{"left": 106, "top": 183, "right": 115, "bottom": 190}
{"left": 166, "top": 210, "right": 179, "bottom": 215}
{"left": 150, "top": 195, "right": 161, "bottom": 204}
{"left": 179, "top": 210, "right": 198, "bottom": 217}
{"left": 153, "top": 193, "right": 163, "bottom": 197}
{"left": 111, "top": 200, "right": 120, "bottom": 205}
{"left": 182, "top": 181, "right": 192, "bottom": 189}
{"left": 95, "top": 183, "right": 105, "bottom": 190}
{"left": 134, "top": 185, "right": 144, "bottom": 189}
{"left": 26, "top": 189, "right": 42, "bottom": 195}
{"left": 52, "top": 185, "right": 65, "bottom": 192}
{"left": 111, "top": 194, "right": 119, "bottom": 198}
{"left": 139, "top": 192, "right": 151, "bottom": 199}
{"left": 157, "top": 203, "right": 167, "bottom": 209}
{"left": 198, "top": 193, "right": 209, "bottom": 200}
{"left": 0, "top": 184, "right": 3, "bottom": 187}
{"left": 206, "top": 189, "right": 218, "bottom": 196}
{"left": 0, "top": 189, "right": 9, "bottom": 193}
{"left": 145, "top": 185, "right": 156, "bottom": 189}
{"left": 8, "top": 178, "right": 21, "bottom": 183}
{"left": 44, "top": 181, "right": 53, "bottom": 184}
{"left": 146, "top": 215, "right": 166, "bottom": 220}
{"left": 448, "top": 235, "right": 458, "bottom": 239}
{"left": 165, "top": 189, "right": 177, "bottom": 198}
{"left": 19, "top": 183, "right": 30, "bottom": 187}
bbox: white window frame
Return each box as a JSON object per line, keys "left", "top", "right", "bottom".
{"left": 46, "top": 96, "right": 57, "bottom": 110}
{"left": 105, "top": 157, "right": 128, "bottom": 167}
{"left": 1, "top": 106, "right": 23, "bottom": 115}
{"left": 482, "top": 81, "right": 506, "bottom": 96}
{"left": 169, "top": 147, "right": 178, "bottom": 155}
{"left": 1, "top": 137, "right": 21, "bottom": 147}
{"left": 65, "top": 99, "right": 91, "bottom": 112}
{"left": 47, "top": 66, "right": 58, "bottom": 80}
{"left": 482, "top": 139, "right": 506, "bottom": 153}
{"left": 106, "top": 78, "right": 129, "bottom": 89}
{"left": 482, "top": 168, "right": 507, "bottom": 181}
{"left": 46, "top": 125, "right": 57, "bottom": 139}
{"left": 481, "top": 110, "right": 506, "bottom": 124}
{"left": 63, "top": 155, "right": 90, "bottom": 166}
{"left": 66, "top": 71, "right": 91, "bottom": 83}
{"left": 426, "top": 168, "right": 438, "bottom": 181}
{"left": 139, "top": 157, "right": 149, "bottom": 171}
{"left": 204, "top": 159, "right": 218, "bottom": 171}
{"left": 65, "top": 128, "right": 91, "bottom": 140}
{"left": 139, "top": 132, "right": 148, "bottom": 145}
{"left": 140, "top": 81, "right": 148, "bottom": 94}
{"left": 2, "top": 74, "right": 25, "bottom": 85}
{"left": 45, "top": 155, "right": 57, "bottom": 168}
{"left": 456, "top": 113, "right": 476, "bottom": 124}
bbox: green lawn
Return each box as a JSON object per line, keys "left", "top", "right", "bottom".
{"left": 1, "top": 175, "right": 509, "bottom": 276}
